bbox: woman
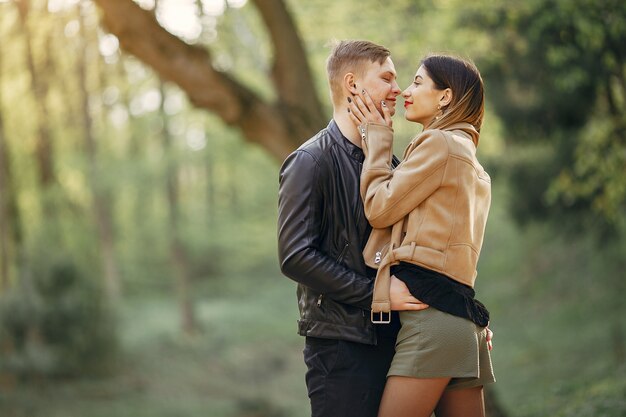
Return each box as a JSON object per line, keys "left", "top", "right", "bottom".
{"left": 348, "top": 54, "right": 495, "bottom": 417}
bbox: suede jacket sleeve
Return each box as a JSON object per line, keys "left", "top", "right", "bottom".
{"left": 360, "top": 123, "right": 449, "bottom": 229}
{"left": 278, "top": 149, "right": 373, "bottom": 310}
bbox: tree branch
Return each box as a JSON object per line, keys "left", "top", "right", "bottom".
{"left": 93, "top": 0, "right": 326, "bottom": 161}
{"left": 251, "top": 0, "right": 325, "bottom": 127}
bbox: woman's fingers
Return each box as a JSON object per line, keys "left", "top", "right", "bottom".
{"left": 347, "top": 106, "right": 362, "bottom": 125}
{"left": 347, "top": 89, "right": 392, "bottom": 127}
{"left": 357, "top": 90, "right": 378, "bottom": 119}
{"left": 361, "top": 89, "right": 377, "bottom": 113}
{"left": 348, "top": 97, "right": 365, "bottom": 124}
{"left": 358, "top": 89, "right": 387, "bottom": 124}
{"left": 353, "top": 94, "right": 371, "bottom": 119}
{"left": 381, "top": 100, "right": 393, "bottom": 128}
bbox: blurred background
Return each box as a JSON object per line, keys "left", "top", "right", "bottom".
{"left": 0, "top": 0, "right": 624, "bottom": 416}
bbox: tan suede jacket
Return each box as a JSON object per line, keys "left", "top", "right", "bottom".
{"left": 359, "top": 122, "right": 491, "bottom": 314}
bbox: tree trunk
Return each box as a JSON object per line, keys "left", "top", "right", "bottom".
{"left": 0, "top": 20, "right": 24, "bottom": 291}
{"left": 206, "top": 141, "right": 216, "bottom": 228}
{"left": 93, "top": 0, "right": 326, "bottom": 161}
{"left": 112, "top": 57, "right": 149, "bottom": 237}
{"left": 76, "top": 2, "right": 121, "bottom": 302}
{"left": 0, "top": 104, "right": 13, "bottom": 291}
{"left": 160, "top": 82, "right": 197, "bottom": 335}
{"left": 0, "top": 107, "right": 25, "bottom": 386}
{"left": 15, "top": 0, "right": 55, "bottom": 188}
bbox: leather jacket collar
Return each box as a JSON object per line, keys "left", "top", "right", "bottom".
{"left": 328, "top": 120, "right": 365, "bottom": 163}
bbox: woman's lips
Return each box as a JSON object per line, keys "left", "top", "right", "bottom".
{"left": 404, "top": 101, "right": 413, "bottom": 108}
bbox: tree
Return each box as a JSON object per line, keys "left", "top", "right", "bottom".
{"left": 158, "top": 80, "right": 197, "bottom": 335}
{"left": 461, "top": 0, "right": 626, "bottom": 234}
{"left": 461, "top": 0, "right": 626, "bottom": 370}
{"left": 15, "top": 0, "right": 56, "bottom": 191}
{"left": 0, "top": 81, "right": 18, "bottom": 290}
{"left": 91, "top": 0, "right": 329, "bottom": 336}
{"left": 76, "top": 2, "right": 122, "bottom": 302}
{"left": 93, "top": 0, "right": 326, "bottom": 161}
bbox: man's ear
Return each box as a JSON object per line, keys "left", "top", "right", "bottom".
{"left": 440, "top": 88, "right": 453, "bottom": 108}
{"left": 343, "top": 72, "right": 358, "bottom": 96}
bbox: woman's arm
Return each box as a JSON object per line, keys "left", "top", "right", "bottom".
{"left": 360, "top": 126, "right": 449, "bottom": 228}
{"left": 348, "top": 89, "right": 450, "bottom": 228}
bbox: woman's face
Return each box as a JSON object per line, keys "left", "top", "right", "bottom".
{"left": 402, "top": 65, "right": 445, "bottom": 126}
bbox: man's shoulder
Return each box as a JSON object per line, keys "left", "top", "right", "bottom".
{"left": 280, "top": 127, "right": 334, "bottom": 176}
{"left": 299, "top": 126, "right": 336, "bottom": 151}
{"left": 293, "top": 127, "right": 338, "bottom": 162}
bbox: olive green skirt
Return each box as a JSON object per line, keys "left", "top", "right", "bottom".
{"left": 388, "top": 308, "right": 495, "bottom": 390}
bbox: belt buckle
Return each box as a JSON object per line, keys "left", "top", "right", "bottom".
{"left": 371, "top": 310, "right": 391, "bottom": 324}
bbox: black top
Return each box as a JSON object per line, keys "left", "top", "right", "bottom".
{"left": 391, "top": 262, "right": 490, "bottom": 327}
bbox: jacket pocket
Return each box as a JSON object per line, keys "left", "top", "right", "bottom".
{"left": 316, "top": 241, "right": 350, "bottom": 309}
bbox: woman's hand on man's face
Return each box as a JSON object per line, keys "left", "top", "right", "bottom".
{"left": 347, "top": 89, "right": 393, "bottom": 128}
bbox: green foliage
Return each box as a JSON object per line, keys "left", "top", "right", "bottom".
{"left": 460, "top": 0, "right": 626, "bottom": 231}
{"left": 474, "top": 183, "right": 626, "bottom": 417}
{"left": 0, "top": 270, "right": 308, "bottom": 417}
{"left": 555, "top": 369, "right": 626, "bottom": 417}
{"left": 547, "top": 113, "right": 626, "bottom": 229}
{"left": 0, "top": 253, "right": 118, "bottom": 378}
{"left": 1, "top": 218, "right": 624, "bottom": 416}
{"left": 1, "top": 1, "right": 625, "bottom": 416}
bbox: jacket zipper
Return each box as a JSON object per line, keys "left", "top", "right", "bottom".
{"left": 318, "top": 241, "right": 351, "bottom": 309}
{"left": 336, "top": 241, "right": 350, "bottom": 263}
{"left": 374, "top": 243, "right": 390, "bottom": 265}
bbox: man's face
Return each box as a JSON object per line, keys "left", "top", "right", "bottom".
{"left": 356, "top": 57, "right": 402, "bottom": 116}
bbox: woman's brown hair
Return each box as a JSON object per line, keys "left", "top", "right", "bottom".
{"left": 422, "top": 55, "right": 485, "bottom": 144}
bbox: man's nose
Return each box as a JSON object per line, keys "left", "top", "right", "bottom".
{"left": 391, "top": 81, "right": 402, "bottom": 96}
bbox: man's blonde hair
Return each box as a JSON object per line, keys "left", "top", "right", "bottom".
{"left": 326, "top": 40, "right": 390, "bottom": 105}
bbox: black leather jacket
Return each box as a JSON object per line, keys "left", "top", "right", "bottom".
{"left": 278, "top": 120, "right": 382, "bottom": 345}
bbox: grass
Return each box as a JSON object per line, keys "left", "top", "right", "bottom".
{"left": 1, "top": 187, "right": 625, "bottom": 417}
{"left": 475, "top": 186, "right": 626, "bottom": 417}
{"left": 0, "top": 273, "right": 310, "bottom": 417}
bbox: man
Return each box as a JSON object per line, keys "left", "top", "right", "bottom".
{"left": 277, "top": 40, "right": 427, "bottom": 417}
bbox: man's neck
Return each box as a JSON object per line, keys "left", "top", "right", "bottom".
{"left": 333, "top": 110, "right": 361, "bottom": 148}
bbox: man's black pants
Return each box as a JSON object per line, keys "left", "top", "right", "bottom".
{"left": 303, "top": 335, "right": 396, "bottom": 417}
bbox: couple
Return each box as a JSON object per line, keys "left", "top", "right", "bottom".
{"left": 278, "top": 40, "right": 495, "bottom": 417}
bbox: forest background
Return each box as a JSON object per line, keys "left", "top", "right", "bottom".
{"left": 0, "top": 0, "right": 625, "bottom": 416}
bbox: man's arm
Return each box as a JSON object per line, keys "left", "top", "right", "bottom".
{"left": 278, "top": 150, "right": 373, "bottom": 310}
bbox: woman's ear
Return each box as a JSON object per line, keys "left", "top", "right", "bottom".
{"left": 343, "top": 73, "right": 358, "bottom": 96}
{"left": 440, "top": 88, "right": 453, "bottom": 108}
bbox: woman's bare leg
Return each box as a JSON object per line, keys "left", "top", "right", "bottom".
{"left": 378, "top": 376, "right": 450, "bottom": 417}
{"left": 435, "top": 386, "right": 485, "bottom": 417}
